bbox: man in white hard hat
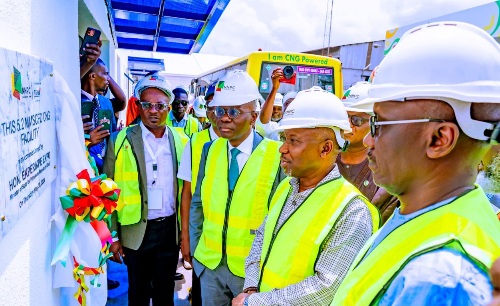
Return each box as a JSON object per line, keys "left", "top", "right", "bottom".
{"left": 257, "top": 68, "right": 297, "bottom": 140}
{"left": 232, "top": 86, "right": 380, "bottom": 306}
{"left": 177, "top": 83, "right": 221, "bottom": 306}
{"left": 332, "top": 21, "right": 500, "bottom": 306}
{"left": 189, "top": 70, "right": 284, "bottom": 306}
{"left": 104, "top": 72, "right": 186, "bottom": 306}
{"left": 191, "top": 95, "right": 208, "bottom": 126}
{"left": 339, "top": 81, "right": 399, "bottom": 224}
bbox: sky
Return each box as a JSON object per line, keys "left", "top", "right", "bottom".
{"left": 201, "top": 0, "right": 495, "bottom": 57}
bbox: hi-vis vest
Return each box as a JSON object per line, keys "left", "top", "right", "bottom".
{"left": 258, "top": 177, "right": 380, "bottom": 292}
{"left": 190, "top": 129, "right": 212, "bottom": 195}
{"left": 331, "top": 187, "right": 500, "bottom": 306}
{"left": 194, "top": 137, "right": 281, "bottom": 277}
{"left": 113, "top": 125, "right": 185, "bottom": 225}
{"left": 166, "top": 113, "right": 199, "bottom": 137}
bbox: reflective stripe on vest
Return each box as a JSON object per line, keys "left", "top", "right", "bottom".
{"left": 166, "top": 114, "right": 199, "bottom": 137}
{"left": 113, "top": 126, "right": 185, "bottom": 225}
{"left": 331, "top": 187, "right": 500, "bottom": 306}
{"left": 190, "top": 129, "right": 211, "bottom": 195}
{"left": 194, "top": 137, "right": 281, "bottom": 277}
{"left": 258, "top": 177, "right": 380, "bottom": 292}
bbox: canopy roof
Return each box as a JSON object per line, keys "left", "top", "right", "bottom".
{"left": 111, "top": 0, "right": 231, "bottom": 53}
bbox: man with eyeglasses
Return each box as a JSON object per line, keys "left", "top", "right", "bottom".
{"left": 332, "top": 22, "right": 500, "bottom": 306}
{"left": 167, "top": 87, "right": 202, "bottom": 137}
{"left": 230, "top": 86, "right": 379, "bottom": 306}
{"left": 176, "top": 82, "right": 220, "bottom": 306}
{"left": 338, "top": 81, "right": 399, "bottom": 224}
{"left": 104, "top": 73, "right": 187, "bottom": 306}
{"left": 189, "top": 70, "right": 284, "bottom": 306}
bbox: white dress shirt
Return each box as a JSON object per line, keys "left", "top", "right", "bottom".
{"left": 177, "top": 126, "right": 218, "bottom": 182}
{"left": 140, "top": 122, "right": 176, "bottom": 219}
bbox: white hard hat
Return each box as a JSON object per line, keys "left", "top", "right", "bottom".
{"left": 283, "top": 91, "right": 297, "bottom": 103}
{"left": 353, "top": 21, "right": 500, "bottom": 143}
{"left": 275, "top": 86, "right": 351, "bottom": 149}
{"left": 342, "top": 81, "right": 373, "bottom": 114}
{"left": 211, "top": 70, "right": 265, "bottom": 107}
{"left": 134, "top": 73, "right": 173, "bottom": 100}
{"left": 193, "top": 96, "right": 207, "bottom": 118}
{"left": 256, "top": 101, "right": 261, "bottom": 112}
{"left": 273, "top": 93, "right": 284, "bottom": 107}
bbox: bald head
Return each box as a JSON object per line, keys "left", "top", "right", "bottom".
{"left": 279, "top": 127, "right": 340, "bottom": 182}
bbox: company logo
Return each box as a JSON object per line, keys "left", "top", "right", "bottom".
{"left": 341, "top": 89, "right": 350, "bottom": 100}
{"left": 12, "top": 67, "right": 22, "bottom": 100}
{"left": 216, "top": 81, "right": 225, "bottom": 92}
{"left": 149, "top": 75, "right": 157, "bottom": 80}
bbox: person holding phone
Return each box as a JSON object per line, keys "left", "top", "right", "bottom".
{"left": 80, "top": 27, "right": 102, "bottom": 79}
{"left": 81, "top": 58, "right": 115, "bottom": 172}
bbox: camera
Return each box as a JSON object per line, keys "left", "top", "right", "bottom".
{"left": 283, "top": 66, "right": 294, "bottom": 79}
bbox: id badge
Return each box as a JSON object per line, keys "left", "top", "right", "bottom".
{"left": 148, "top": 187, "right": 163, "bottom": 210}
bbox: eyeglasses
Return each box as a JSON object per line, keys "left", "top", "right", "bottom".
{"left": 214, "top": 106, "right": 254, "bottom": 119}
{"left": 172, "top": 99, "right": 188, "bottom": 106}
{"left": 349, "top": 114, "right": 369, "bottom": 127}
{"left": 139, "top": 101, "right": 169, "bottom": 111}
{"left": 369, "top": 115, "right": 446, "bottom": 137}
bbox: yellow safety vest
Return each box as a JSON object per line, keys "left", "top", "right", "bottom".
{"left": 194, "top": 137, "right": 281, "bottom": 277}
{"left": 113, "top": 125, "right": 185, "bottom": 225}
{"left": 258, "top": 177, "right": 380, "bottom": 292}
{"left": 166, "top": 113, "right": 199, "bottom": 137}
{"left": 190, "top": 128, "right": 212, "bottom": 195}
{"left": 332, "top": 187, "right": 500, "bottom": 306}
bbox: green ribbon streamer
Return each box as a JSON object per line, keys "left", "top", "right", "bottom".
{"left": 51, "top": 216, "right": 79, "bottom": 267}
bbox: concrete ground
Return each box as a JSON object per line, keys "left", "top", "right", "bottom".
{"left": 106, "top": 253, "right": 192, "bottom": 306}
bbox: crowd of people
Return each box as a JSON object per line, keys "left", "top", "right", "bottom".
{"left": 79, "top": 21, "right": 500, "bottom": 306}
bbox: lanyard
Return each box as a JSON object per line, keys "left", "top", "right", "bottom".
{"left": 143, "top": 138, "right": 165, "bottom": 185}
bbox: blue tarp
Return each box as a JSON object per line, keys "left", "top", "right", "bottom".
{"left": 111, "top": 0, "right": 231, "bottom": 53}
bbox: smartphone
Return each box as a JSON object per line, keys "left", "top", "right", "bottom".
{"left": 81, "top": 101, "right": 94, "bottom": 123}
{"left": 79, "top": 27, "right": 101, "bottom": 56}
{"left": 98, "top": 109, "right": 112, "bottom": 133}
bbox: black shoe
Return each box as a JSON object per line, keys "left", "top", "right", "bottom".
{"left": 174, "top": 272, "right": 184, "bottom": 281}
{"left": 108, "top": 279, "right": 120, "bottom": 290}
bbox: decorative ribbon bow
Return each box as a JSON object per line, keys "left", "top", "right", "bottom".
{"left": 51, "top": 169, "right": 120, "bottom": 267}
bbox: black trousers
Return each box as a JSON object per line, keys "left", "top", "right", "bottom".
{"left": 192, "top": 270, "right": 202, "bottom": 305}
{"left": 123, "top": 215, "right": 179, "bottom": 306}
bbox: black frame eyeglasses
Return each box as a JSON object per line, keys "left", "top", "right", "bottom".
{"left": 214, "top": 106, "right": 254, "bottom": 119}
{"left": 172, "top": 99, "right": 189, "bottom": 106}
{"left": 369, "top": 115, "right": 446, "bottom": 137}
{"left": 349, "top": 114, "right": 370, "bottom": 127}
{"left": 139, "top": 101, "right": 169, "bottom": 111}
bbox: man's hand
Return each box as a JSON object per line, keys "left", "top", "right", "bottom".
{"left": 109, "top": 241, "right": 124, "bottom": 264}
{"left": 271, "top": 68, "right": 284, "bottom": 90}
{"left": 232, "top": 293, "right": 249, "bottom": 306}
{"left": 80, "top": 40, "right": 102, "bottom": 78}
{"left": 180, "top": 233, "right": 192, "bottom": 266}
{"left": 81, "top": 41, "right": 102, "bottom": 65}
{"left": 82, "top": 115, "right": 93, "bottom": 134}
{"left": 88, "top": 125, "right": 110, "bottom": 147}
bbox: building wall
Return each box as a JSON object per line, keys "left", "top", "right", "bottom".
{"left": 0, "top": 0, "right": 78, "bottom": 305}
{"left": 0, "top": 1, "right": 116, "bottom": 305}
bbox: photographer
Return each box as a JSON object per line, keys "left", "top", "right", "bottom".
{"left": 257, "top": 68, "right": 285, "bottom": 140}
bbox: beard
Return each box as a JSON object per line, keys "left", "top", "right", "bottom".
{"left": 476, "top": 154, "right": 500, "bottom": 194}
